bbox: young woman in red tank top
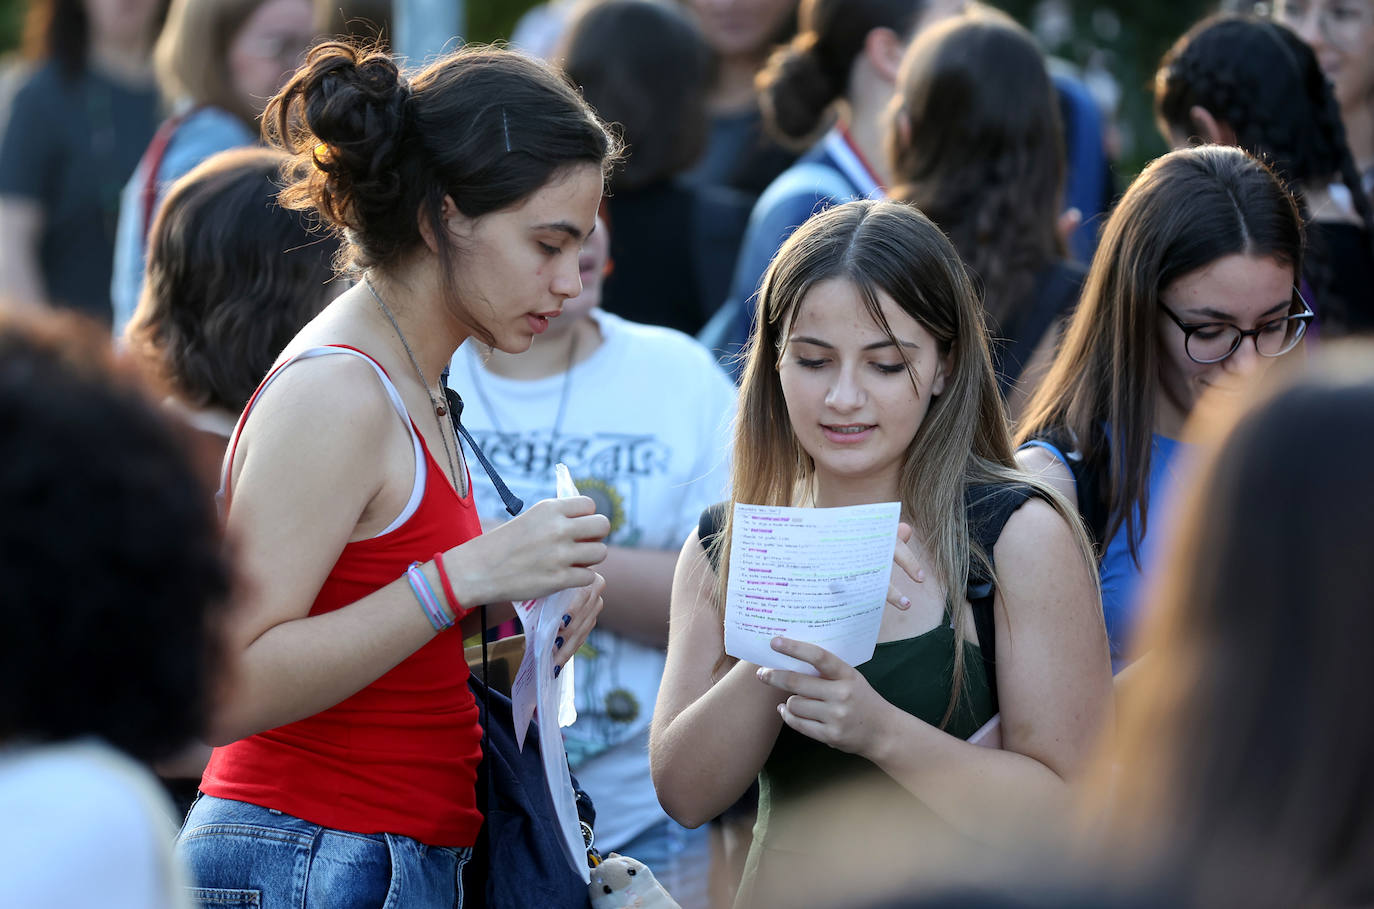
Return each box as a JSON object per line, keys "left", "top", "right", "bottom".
{"left": 176, "top": 40, "right": 619, "bottom": 907}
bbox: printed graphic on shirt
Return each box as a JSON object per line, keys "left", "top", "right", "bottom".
{"left": 465, "top": 429, "right": 673, "bottom": 547}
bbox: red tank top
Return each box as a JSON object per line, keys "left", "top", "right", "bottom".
{"left": 200, "top": 346, "right": 485, "bottom": 846}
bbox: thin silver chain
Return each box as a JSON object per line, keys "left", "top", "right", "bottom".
{"left": 465, "top": 327, "right": 578, "bottom": 438}
{"left": 363, "top": 276, "right": 466, "bottom": 497}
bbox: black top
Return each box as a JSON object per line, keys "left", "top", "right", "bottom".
{"left": 992, "top": 259, "right": 1086, "bottom": 396}
{"left": 602, "top": 177, "right": 752, "bottom": 336}
{"left": 1307, "top": 220, "right": 1374, "bottom": 335}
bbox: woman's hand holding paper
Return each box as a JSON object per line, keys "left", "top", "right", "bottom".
{"left": 756, "top": 637, "right": 894, "bottom": 759}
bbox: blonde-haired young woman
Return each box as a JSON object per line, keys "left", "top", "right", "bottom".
{"left": 651, "top": 199, "right": 1111, "bottom": 908}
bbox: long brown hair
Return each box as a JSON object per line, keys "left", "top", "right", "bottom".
{"left": 714, "top": 199, "right": 1092, "bottom": 724}
{"left": 888, "top": 9, "right": 1064, "bottom": 332}
{"left": 1016, "top": 145, "right": 1303, "bottom": 562}
{"left": 1081, "top": 343, "right": 1374, "bottom": 905}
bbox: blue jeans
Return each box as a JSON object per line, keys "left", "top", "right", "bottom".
{"left": 177, "top": 794, "right": 471, "bottom": 908}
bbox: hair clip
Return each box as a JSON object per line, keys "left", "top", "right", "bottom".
{"left": 313, "top": 143, "right": 332, "bottom": 169}
{"left": 502, "top": 109, "right": 512, "bottom": 153}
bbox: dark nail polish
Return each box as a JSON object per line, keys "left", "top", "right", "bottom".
{"left": 554, "top": 665, "right": 562, "bottom": 678}
{"left": 555, "top": 636, "right": 565, "bottom": 650}
{"left": 562, "top": 614, "right": 572, "bottom": 627}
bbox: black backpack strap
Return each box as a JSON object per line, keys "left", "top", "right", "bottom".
{"left": 964, "top": 484, "right": 1039, "bottom": 713}
{"left": 698, "top": 501, "right": 729, "bottom": 574}
{"left": 1022, "top": 427, "right": 1109, "bottom": 553}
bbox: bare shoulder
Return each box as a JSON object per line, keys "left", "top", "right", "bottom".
{"left": 672, "top": 530, "right": 717, "bottom": 607}
{"left": 993, "top": 496, "right": 1098, "bottom": 627}
{"left": 995, "top": 496, "right": 1080, "bottom": 566}
{"left": 232, "top": 351, "right": 398, "bottom": 494}
{"left": 1014, "top": 445, "right": 1077, "bottom": 503}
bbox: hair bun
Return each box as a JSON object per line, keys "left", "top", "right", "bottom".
{"left": 265, "top": 41, "right": 412, "bottom": 234}
{"left": 758, "top": 34, "right": 839, "bottom": 144}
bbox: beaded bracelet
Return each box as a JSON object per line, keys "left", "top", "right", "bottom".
{"left": 433, "top": 551, "right": 464, "bottom": 620}
{"left": 406, "top": 561, "right": 453, "bottom": 631}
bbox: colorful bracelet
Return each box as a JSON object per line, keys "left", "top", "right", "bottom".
{"left": 406, "top": 561, "right": 453, "bottom": 631}
{"left": 433, "top": 551, "right": 463, "bottom": 620}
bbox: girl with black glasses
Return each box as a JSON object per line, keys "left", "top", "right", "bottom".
{"left": 1016, "top": 145, "right": 1307, "bottom": 673}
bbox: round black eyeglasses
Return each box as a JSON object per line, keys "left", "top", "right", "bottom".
{"left": 1160, "top": 288, "right": 1314, "bottom": 365}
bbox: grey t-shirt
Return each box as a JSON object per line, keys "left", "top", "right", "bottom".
{"left": 0, "top": 61, "right": 158, "bottom": 322}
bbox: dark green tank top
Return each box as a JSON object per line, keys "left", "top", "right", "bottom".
{"left": 699, "top": 484, "right": 1031, "bottom": 908}
{"left": 734, "top": 625, "right": 995, "bottom": 907}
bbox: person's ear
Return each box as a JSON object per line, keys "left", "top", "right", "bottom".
{"left": 864, "top": 26, "right": 905, "bottom": 84}
{"left": 417, "top": 195, "right": 463, "bottom": 254}
{"left": 1188, "top": 105, "right": 1237, "bottom": 146}
{"left": 930, "top": 351, "right": 953, "bottom": 398}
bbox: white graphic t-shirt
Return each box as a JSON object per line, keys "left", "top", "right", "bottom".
{"left": 450, "top": 309, "right": 735, "bottom": 849}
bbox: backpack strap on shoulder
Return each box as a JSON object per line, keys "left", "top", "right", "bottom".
{"left": 964, "top": 484, "right": 1038, "bottom": 713}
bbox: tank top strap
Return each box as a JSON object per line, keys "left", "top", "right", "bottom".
{"left": 219, "top": 345, "right": 427, "bottom": 538}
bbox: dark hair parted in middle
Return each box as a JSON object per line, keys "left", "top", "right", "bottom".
{"left": 758, "top": 0, "right": 932, "bottom": 145}
{"left": 1017, "top": 145, "right": 1304, "bottom": 562}
{"left": 265, "top": 40, "right": 619, "bottom": 337}
{"left": 560, "top": 0, "right": 713, "bottom": 192}
{"left": 127, "top": 147, "right": 341, "bottom": 414}
{"left": 889, "top": 10, "right": 1064, "bottom": 332}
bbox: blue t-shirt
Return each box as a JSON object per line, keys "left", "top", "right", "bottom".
{"left": 1023, "top": 431, "right": 1192, "bottom": 672}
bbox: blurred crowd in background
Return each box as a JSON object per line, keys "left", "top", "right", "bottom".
{"left": 0, "top": 0, "right": 1370, "bottom": 907}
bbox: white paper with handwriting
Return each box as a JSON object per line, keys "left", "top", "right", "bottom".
{"left": 506, "top": 463, "right": 589, "bottom": 882}
{"left": 724, "top": 501, "right": 901, "bottom": 674}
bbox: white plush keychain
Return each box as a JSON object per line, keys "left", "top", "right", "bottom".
{"left": 588, "top": 854, "right": 681, "bottom": 909}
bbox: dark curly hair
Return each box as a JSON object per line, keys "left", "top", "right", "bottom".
{"left": 757, "top": 0, "right": 930, "bottom": 147}
{"left": 264, "top": 40, "right": 620, "bottom": 343}
{"left": 126, "top": 147, "right": 340, "bottom": 414}
{"left": 0, "top": 308, "right": 232, "bottom": 763}
{"left": 889, "top": 11, "right": 1064, "bottom": 336}
{"left": 1156, "top": 14, "right": 1374, "bottom": 317}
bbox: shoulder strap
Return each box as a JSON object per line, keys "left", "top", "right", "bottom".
{"left": 139, "top": 106, "right": 201, "bottom": 242}
{"left": 697, "top": 501, "right": 729, "bottom": 574}
{"left": 1023, "top": 428, "right": 1109, "bottom": 551}
{"left": 218, "top": 345, "right": 426, "bottom": 535}
{"left": 964, "top": 484, "right": 1038, "bottom": 713}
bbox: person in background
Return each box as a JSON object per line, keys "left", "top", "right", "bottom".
{"left": 1156, "top": 13, "right": 1374, "bottom": 334}
{"left": 1016, "top": 145, "right": 1310, "bottom": 672}
{"left": 1274, "top": 0, "right": 1374, "bottom": 200}
{"left": 559, "top": 0, "right": 751, "bottom": 335}
{"left": 0, "top": 0, "right": 165, "bottom": 323}
{"left": 887, "top": 9, "right": 1082, "bottom": 406}
{"left": 176, "top": 40, "right": 616, "bottom": 905}
{"left": 452, "top": 213, "right": 735, "bottom": 909}
{"left": 0, "top": 307, "right": 233, "bottom": 908}
{"left": 126, "top": 146, "right": 340, "bottom": 491}
{"left": 683, "top": 0, "right": 800, "bottom": 199}
{"left": 708, "top": 0, "right": 962, "bottom": 372}
{"left": 653, "top": 200, "right": 1110, "bottom": 909}
{"left": 110, "top": 0, "right": 318, "bottom": 334}
{"left": 1077, "top": 342, "right": 1374, "bottom": 906}
{"left": 125, "top": 147, "right": 339, "bottom": 813}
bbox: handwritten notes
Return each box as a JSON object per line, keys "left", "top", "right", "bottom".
{"left": 724, "top": 501, "right": 901, "bottom": 674}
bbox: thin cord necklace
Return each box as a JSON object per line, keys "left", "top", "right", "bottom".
{"left": 465, "top": 324, "right": 579, "bottom": 438}
{"left": 364, "top": 276, "right": 466, "bottom": 497}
